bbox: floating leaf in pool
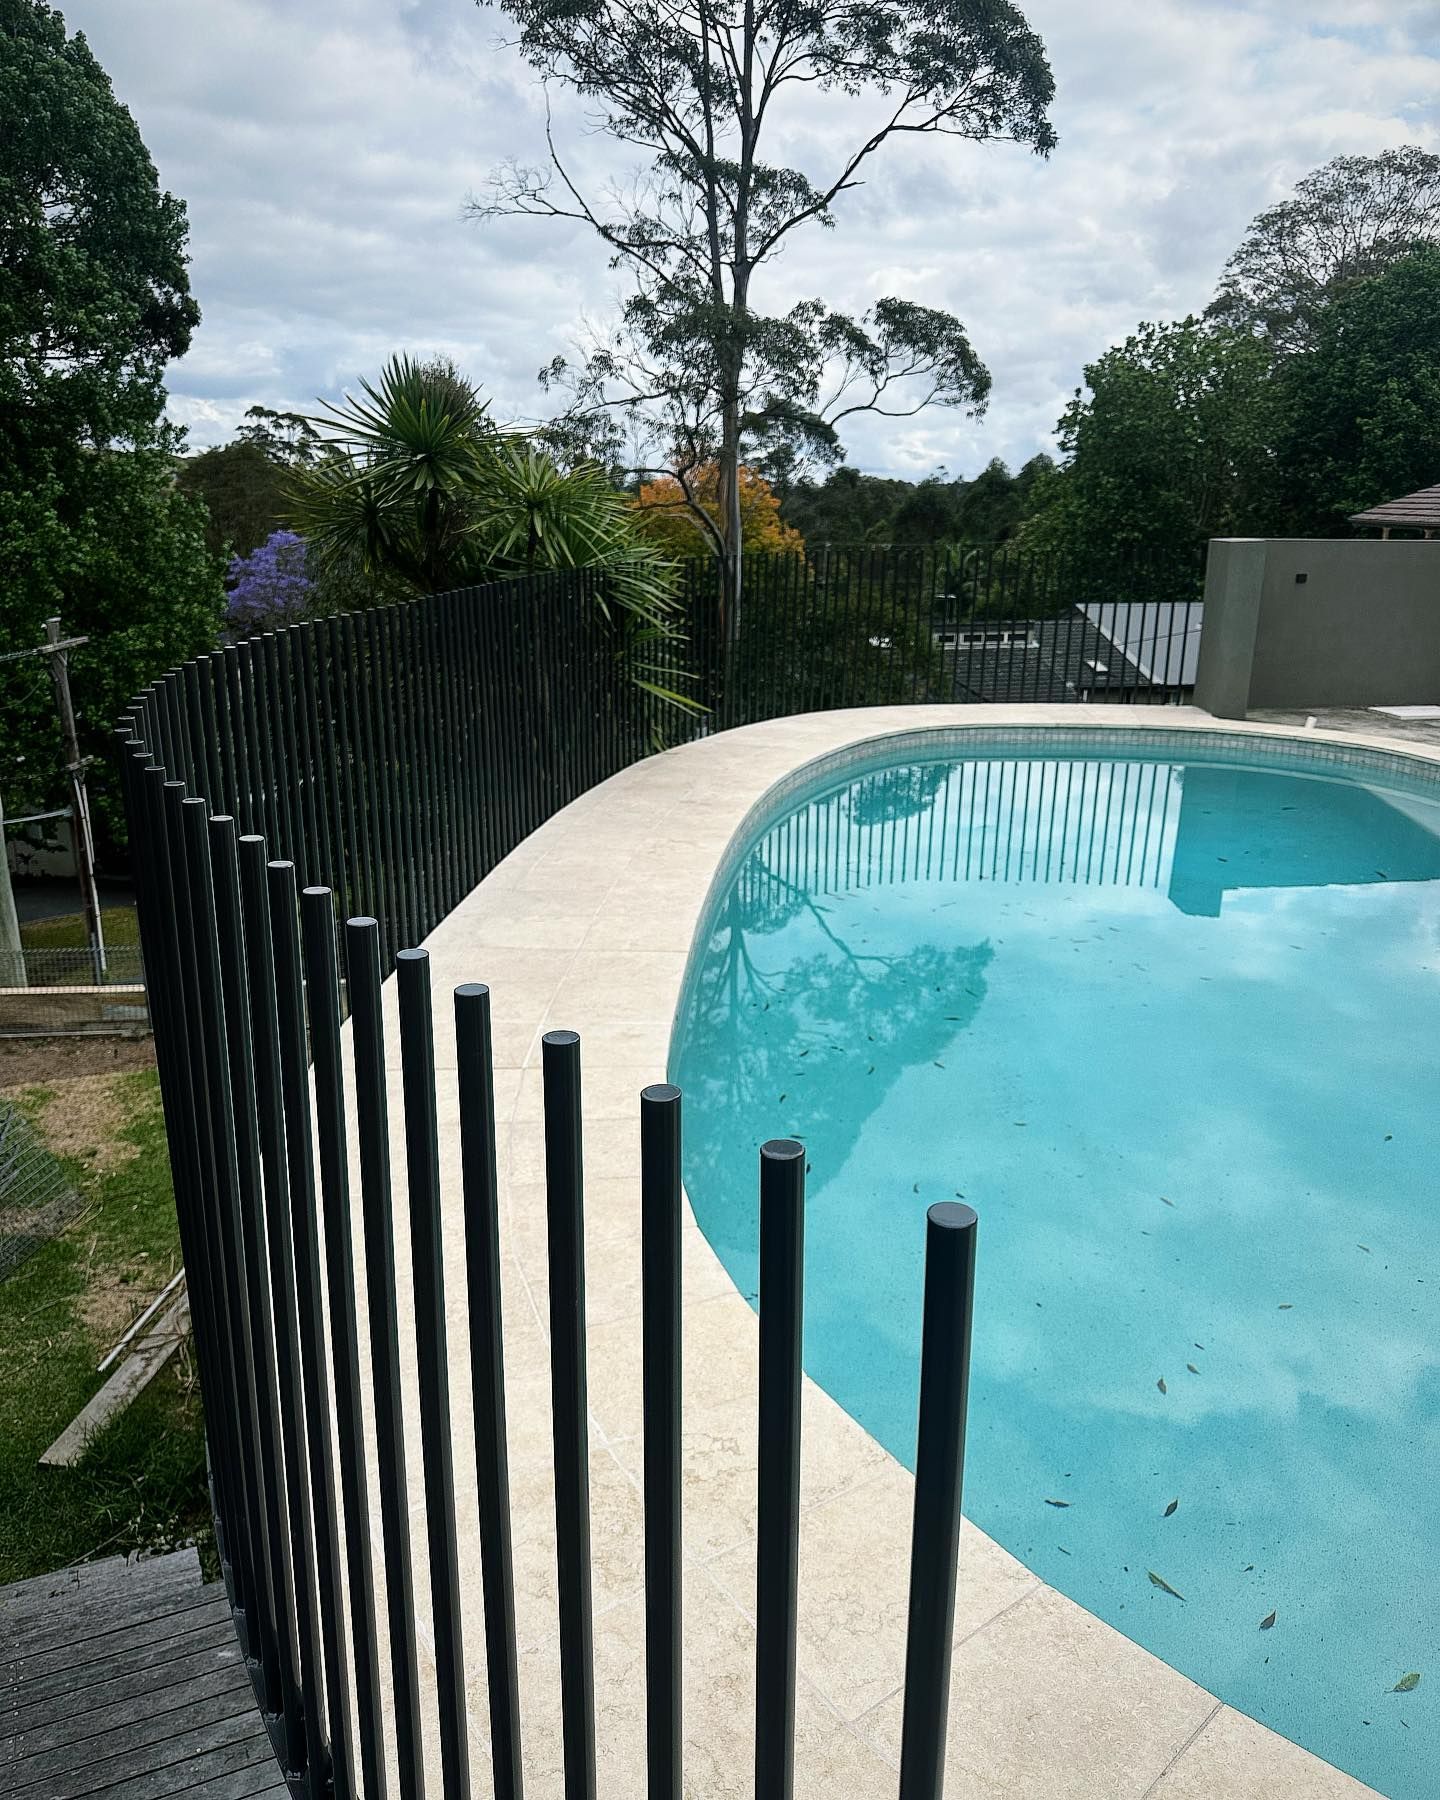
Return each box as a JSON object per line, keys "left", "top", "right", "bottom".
{"left": 1187, "top": 1363, "right": 1200, "bottom": 1375}
{"left": 1260, "top": 1611, "right": 1277, "bottom": 1630}
{"left": 1160, "top": 1196, "right": 1176, "bottom": 1208}
{"left": 1164, "top": 1500, "right": 1178, "bottom": 1517}
{"left": 1148, "top": 1571, "right": 1185, "bottom": 1601}
{"left": 1392, "top": 1672, "right": 1421, "bottom": 1693}
{"left": 912, "top": 1183, "right": 919, "bottom": 1193}
{"left": 1278, "top": 1303, "right": 1293, "bottom": 1310}
{"left": 1384, "top": 1133, "right": 1393, "bottom": 1142}
{"left": 1357, "top": 1244, "right": 1371, "bottom": 1254}
{"left": 1044, "top": 1497, "right": 1070, "bottom": 1508}
{"left": 933, "top": 1060, "right": 945, "bottom": 1069}
{"left": 1157, "top": 1377, "right": 1167, "bottom": 1394}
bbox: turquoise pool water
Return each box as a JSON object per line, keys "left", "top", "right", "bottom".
{"left": 670, "top": 737, "right": 1440, "bottom": 1798}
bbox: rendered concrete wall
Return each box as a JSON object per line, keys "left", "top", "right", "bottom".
{"left": 1194, "top": 538, "right": 1440, "bottom": 717}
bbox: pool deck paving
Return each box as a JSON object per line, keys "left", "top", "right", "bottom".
{"left": 353, "top": 704, "right": 1425, "bottom": 1797}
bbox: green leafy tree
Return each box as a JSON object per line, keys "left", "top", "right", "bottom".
{"left": 892, "top": 472, "right": 966, "bottom": 547}
{"left": 779, "top": 456, "right": 1055, "bottom": 549}
{"left": 1025, "top": 317, "right": 1279, "bottom": 559}
{"left": 1210, "top": 146, "right": 1440, "bottom": 353}
{"left": 0, "top": 0, "right": 223, "bottom": 846}
{"left": 1271, "top": 245, "right": 1440, "bottom": 533}
{"left": 175, "top": 406, "right": 320, "bottom": 559}
{"left": 470, "top": 0, "right": 1056, "bottom": 633}
{"left": 954, "top": 453, "right": 1054, "bottom": 542}
{"left": 780, "top": 467, "right": 919, "bottom": 546}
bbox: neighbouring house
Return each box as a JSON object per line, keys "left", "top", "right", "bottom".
{"left": 1350, "top": 482, "right": 1440, "bottom": 539}
{"left": 1079, "top": 601, "right": 1203, "bottom": 700}
{"left": 931, "top": 602, "right": 1202, "bottom": 704}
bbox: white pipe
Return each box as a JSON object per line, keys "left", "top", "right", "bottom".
{"left": 97, "top": 1267, "right": 186, "bottom": 1372}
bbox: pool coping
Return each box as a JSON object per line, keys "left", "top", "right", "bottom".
{"left": 386, "top": 704, "right": 1416, "bottom": 1796}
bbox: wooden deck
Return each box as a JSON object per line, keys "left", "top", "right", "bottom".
{"left": 0, "top": 1547, "right": 287, "bottom": 1798}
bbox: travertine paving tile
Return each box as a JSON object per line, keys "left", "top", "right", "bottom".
{"left": 1147, "top": 1705, "right": 1379, "bottom": 1798}
{"left": 858, "top": 1583, "right": 1218, "bottom": 1798}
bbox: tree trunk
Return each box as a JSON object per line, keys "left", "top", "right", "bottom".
{"left": 717, "top": 405, "right": 744, "bottom": 651}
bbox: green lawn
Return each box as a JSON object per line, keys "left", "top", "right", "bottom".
{"left": 18, "top": 904, "right": 141, "bottom": 952}
{"left": 0, "top": 1070, "right": 211, "bottom": 1583}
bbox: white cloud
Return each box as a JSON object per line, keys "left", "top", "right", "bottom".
{"left": 65, "top": 0, "right": 1440, "bottom": 477}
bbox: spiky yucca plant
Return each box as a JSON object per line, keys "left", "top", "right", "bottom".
{"left": 290, "top": 356, "right": 699, "bottom": 718}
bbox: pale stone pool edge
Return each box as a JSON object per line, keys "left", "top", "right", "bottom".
{"left": 388, "top": 704, "right": 1414, "bottom": 1798}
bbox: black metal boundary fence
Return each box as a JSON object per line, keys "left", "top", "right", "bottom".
{"left": 114, "top": 544, "right": 1196, "bottom": 1799}
{"left": 675, "top": 543, "right": 1204, "bottom": 728}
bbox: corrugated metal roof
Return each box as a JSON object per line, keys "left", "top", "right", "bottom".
{"left": 1081, "top": 602, "right": 1204, "bottom": 687}
{"left": 933, "top": 605, "right": 1204, "bottom": 701}
{"left": 1349, "top": 482, "right": 1440, "bottom": 528}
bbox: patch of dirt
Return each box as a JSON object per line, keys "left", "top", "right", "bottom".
{"left": 1, "top": 1074, "right": 141, "bottom": 1175}
{"left": 77, "top": 1261, "right": 178, "bottom": 1349}
{"left": 0, "top": 1036, "right": 155, "bottom": 1091}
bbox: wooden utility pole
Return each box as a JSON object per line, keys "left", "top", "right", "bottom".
{"left": 0, "top": 620, "right": 107, "bottom": 983}
{"left": 44, "top": 619, "right": 106, "bottom": 983}
{"left": 0, "top": 789, "right": 24, "bottom": 988}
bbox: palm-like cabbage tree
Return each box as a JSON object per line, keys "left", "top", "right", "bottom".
{"left": 290, "top": 356, "right": 697, "bottom": 713}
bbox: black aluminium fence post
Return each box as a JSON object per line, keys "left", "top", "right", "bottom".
{"left": 237, "top": 833, "right": 326, "bottom": 1790}
{"left": 640, "top": 1084, "right": 683, "bottom": 1800}
{"left": 163, "top": 783, "right": 252, "bottom": 1623}
{"left": 269, "top": 860, "right": 357, "bottom": 1800}
{"left": 542, "top": 1028, "right": 597, "bottom": 1800}
{"left": 345, "top": 915, "right": 427, "bottom": 1800}
{"left": 755, "top": 1137, "right": 805, "bottom": 1800}
{"left": 396, "top": 948, "right": 472, "bottom": 1800}
{"left": 129, "top": 764, "right": 233, "bottom": 1540}
{"left": 455, "top": 983, "right": 524, "bottom": 1800}
{"left": 206, "top": 816, "right": 306, "bottom": 1761}
{"left": 898, "top": 1202, "right": 979, "bottom": 1800}
{"left": 300, "top": 885, "right": 389, "bottom": 1800}
{"left": 178, "top": 797, "right": 282, "bottom": 1695}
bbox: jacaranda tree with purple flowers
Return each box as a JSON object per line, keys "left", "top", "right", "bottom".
{"left": 225, "top": 530, "right": 315, "bottom": 630}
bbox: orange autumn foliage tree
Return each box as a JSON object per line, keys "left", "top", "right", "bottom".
{"left": 631, "top": 466, "right": 804, "bottom": 559}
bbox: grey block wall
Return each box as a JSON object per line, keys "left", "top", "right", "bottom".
{"left": 1194, "top": 538, "right": 1440, "bottom": 717}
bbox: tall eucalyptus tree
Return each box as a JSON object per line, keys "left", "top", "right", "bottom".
{"left": 471, "top": 0, "right": 1056, "bottom": 636}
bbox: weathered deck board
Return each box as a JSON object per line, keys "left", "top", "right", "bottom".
{"left": 0, "top": 1549, "right": 286, "bottom": 1799}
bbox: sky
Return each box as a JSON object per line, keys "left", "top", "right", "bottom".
{"left": 64, "top": 0, "right": 1440, "bottom": 480}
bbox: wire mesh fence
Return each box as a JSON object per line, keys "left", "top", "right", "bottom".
{"left": 0, "top": 1094, "right": 85, "bottom": 1279}
{"left": 0, "top": 945, "right": 148, "bottom": 1037}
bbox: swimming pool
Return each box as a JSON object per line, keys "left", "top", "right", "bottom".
{"left": 670, "top": 733, "right": 1440, "bottom": 1799}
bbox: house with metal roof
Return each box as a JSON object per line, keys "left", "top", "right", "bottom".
{"left": 935, "top": 602, "right": 1202, "bottom": 703}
